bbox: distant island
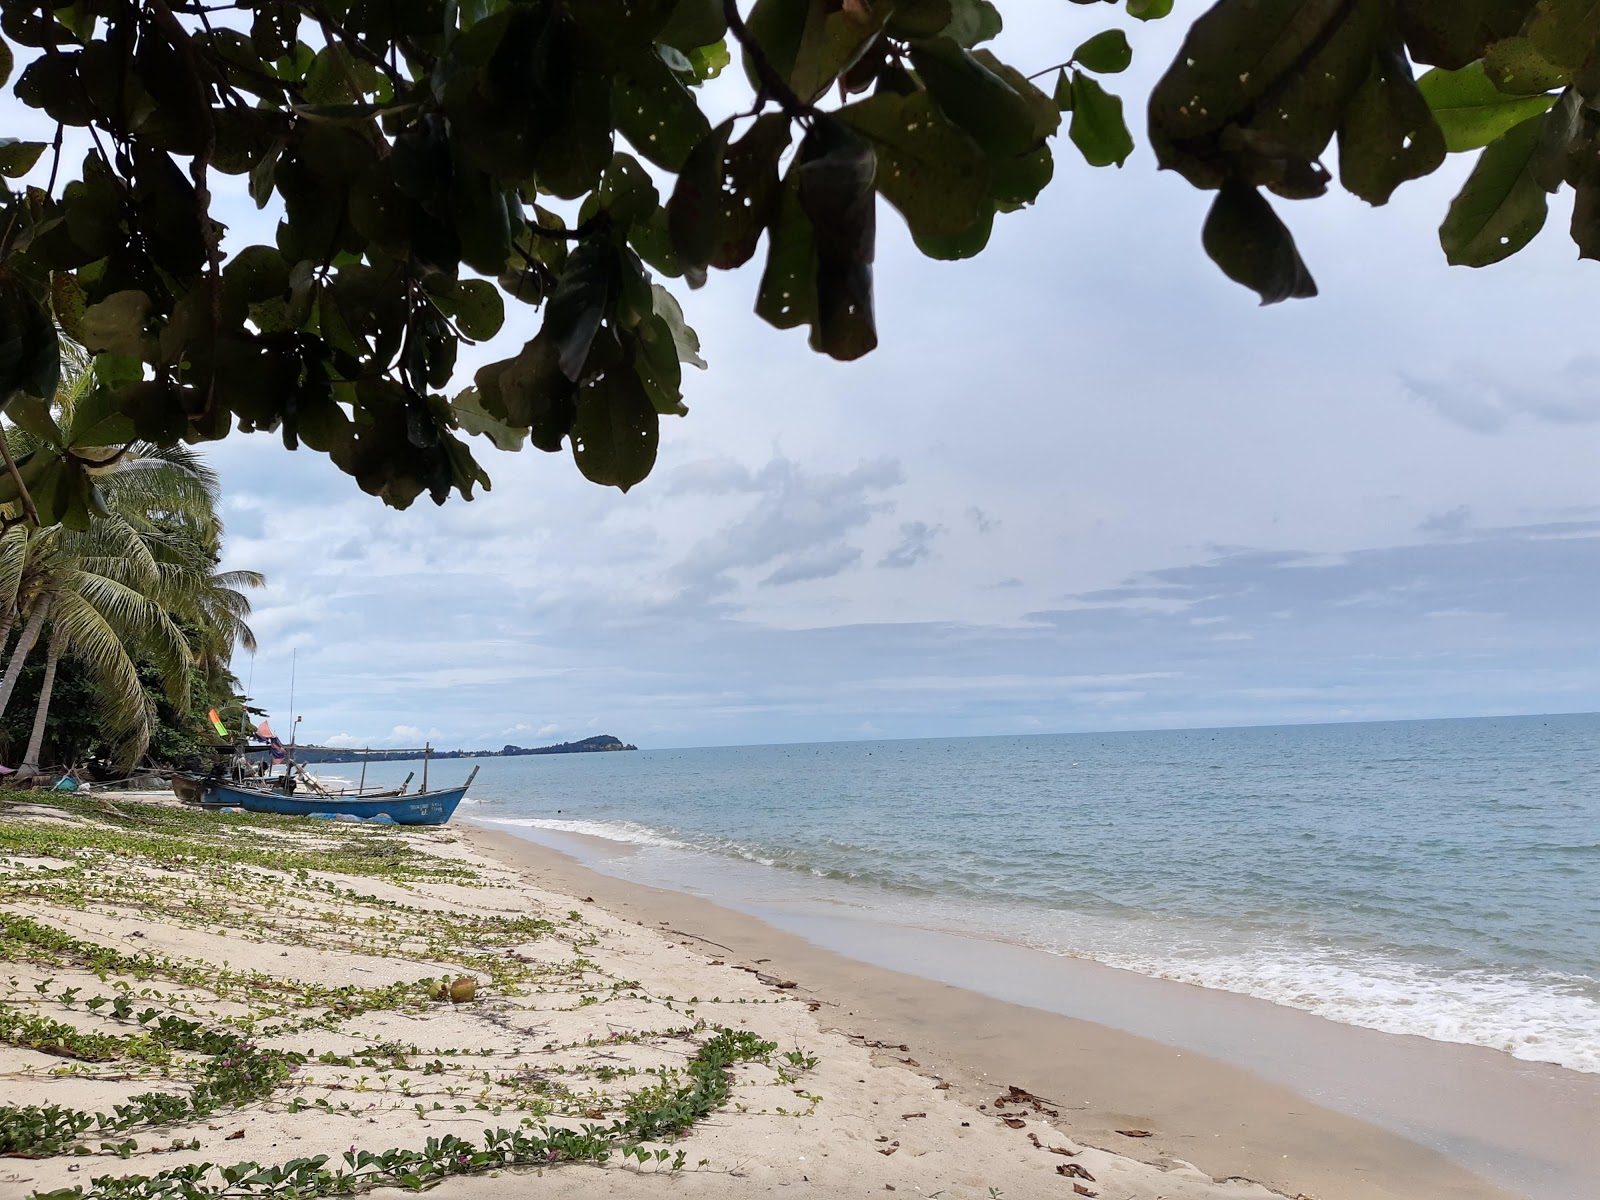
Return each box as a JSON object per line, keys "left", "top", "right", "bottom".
{"left": 270, "top": 735, "right": 637, "bottom": 764}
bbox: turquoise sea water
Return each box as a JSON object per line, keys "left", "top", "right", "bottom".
{"left": 361, "top": 714, "right": 1600, "bottom": 1073}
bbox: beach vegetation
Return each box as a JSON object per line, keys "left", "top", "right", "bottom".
{"left": 3, "top": 790, "right": 816, "bottom": 1198}
{"left": 0, "top": 2, "right": 1592, "bottom": 509}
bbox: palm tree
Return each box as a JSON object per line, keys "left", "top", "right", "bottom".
{"left": 0, "top": 343, "right": 262, "bottom": 772}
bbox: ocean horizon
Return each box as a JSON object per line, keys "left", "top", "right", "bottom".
{"left": 353, "top": 712, "right": 1600, "bottom": 1075}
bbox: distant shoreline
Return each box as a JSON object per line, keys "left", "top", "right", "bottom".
{"left": 268, "top": 734, "right": 637, "bottom": 764}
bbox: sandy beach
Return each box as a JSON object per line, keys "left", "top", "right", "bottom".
{"left": 0, "top": 788, "right": 1537, "bottom": 1200}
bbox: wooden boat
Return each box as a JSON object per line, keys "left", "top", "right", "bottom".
{"left": 201, "top": 777, "right": 472, "bottom": 826}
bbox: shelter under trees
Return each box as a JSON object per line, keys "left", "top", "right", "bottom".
{"left": 0, "top": 0, "right": 1594, "bottom": 509}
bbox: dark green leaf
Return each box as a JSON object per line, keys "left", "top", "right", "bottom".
{"left": 943, "top": 0, "right": 1002, "bottom": 47}
{"left": 1148, "top": 0, "right": 1384, "bottom": 195}
{"left": 1068, "top": 73, "right": 1133, "bottom": 167}
{"left": 0, "top": 39, "right": 11, "bottom": 89}
{"left": 613, "top": 48, "right": 713, "bottom": 171}
{"left": 436, "top": 278, "right": 505, "bottom": 342}
{"left": 543, "top": 241, "right": 614, "bottom": 380}
{"left": 836, "top": 90, "right": 990, "bottom": 250}
{"left": 475, "top": 336, "right": 576, "bottom": 450}
{"left": 1522, "top": 0, "right": 1600, "bottom": 71}
{"left": 791, "top": 1, "right": 888, "bottom": 101}
{"left": 666, "top": 119, "right": 735, "bottom": 276}
{"left": 910, "top": 37, "right": 1038, "bottom": 158}
{"left": 1394, "top": 0, "right": 1536, "bottom": 69}
{"left": 1572, "top": 177, "right": 1600, "bottom": 260}
{"left": 571, "top": 358, "right": 658, "bottom": 490}
{"left": 1481, "top": 36, "right": 1572, "bottom": 95}
{"left": 755, "top": 172, "right": 818, "bottom": 331}
{"left": 1337, "top": 40, "right": 1447, "bottom": 205}
{"left": 886, "top": 0, "right": 953, "bottom": 39}
{"left": 0, "top": 140, "right": 47, "bottom": 178}
{"left": 742, "top": 0, "right": 808, "bottom": 93}
{"left": 1202, "top": 182, "right": 1318, "bottom": 304}
{"left": 1053, "top": 69, "right": 1073, "bottom": 111}
{"left": 712, "top": 114, "right": 793, "bottom": 269}
{"left": 1417, "top": 62, "right": 1559, "bottom": 152}
{"left": 1127, "top": 0, "right": 1173, "bottom": 18}
{"left": 1073, "top": 29, "right": 1131, "bottom": 74}
{"left": 797, "top": 119, "right": 877, "bottom": 361}
{"left": 1439, "top": 112, "right": 1549, "bottom": 266}
{"left": 657, "top": 0, "right": 727, "bottom": 51}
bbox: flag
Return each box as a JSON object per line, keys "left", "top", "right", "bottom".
{"left": 208, "top": 709, "right": 228, "bottom": 737}
{"left": 256, "top": 720, "right": 287, "bottom": 764}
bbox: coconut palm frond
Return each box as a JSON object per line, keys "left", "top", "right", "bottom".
{"left": 50, "top": 592, "right": 155, "bottom": 766}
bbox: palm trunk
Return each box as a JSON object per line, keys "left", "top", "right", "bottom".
{"left": 0, "top": 597, "right": 50, "bottom": 724}
{"left": 19, "top": 623, "right": 62, "bottom": 778}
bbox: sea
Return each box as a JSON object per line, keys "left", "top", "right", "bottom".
{"left": 358, "top": 713, "right": 1600, "bottom": 1075}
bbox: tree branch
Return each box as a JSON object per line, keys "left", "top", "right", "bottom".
{"left": 721, "top": 0, "right": 816, "bottom": 119}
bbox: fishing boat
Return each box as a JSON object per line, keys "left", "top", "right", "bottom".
{"left": 193, "top": 743, "right": 478, "bottom": 827}
{"left": 201, "top": 773, "right": 475, "bottom": 826}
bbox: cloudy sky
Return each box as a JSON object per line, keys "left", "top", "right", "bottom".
{"left": 16, "top": 8, "right": 1600, "bottom": 749}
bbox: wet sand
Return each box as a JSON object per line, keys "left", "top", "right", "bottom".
{"left": 466, "top": 824, "right": 1597, "bottom": 1200}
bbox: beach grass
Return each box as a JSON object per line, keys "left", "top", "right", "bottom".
{"left": 0, "top": 790, "right": 811, "bottom": 1199}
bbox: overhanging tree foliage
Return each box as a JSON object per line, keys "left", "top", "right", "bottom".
{"left": 0, "top": 0, "right": 1594, "bottom": 510}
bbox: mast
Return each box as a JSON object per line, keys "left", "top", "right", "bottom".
{"left": 421, "top": 742, "right": 430, "bottom": 792}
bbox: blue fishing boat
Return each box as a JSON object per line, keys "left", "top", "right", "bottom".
{"left": 201, "top": 778, "right": 471, "bottom": 826}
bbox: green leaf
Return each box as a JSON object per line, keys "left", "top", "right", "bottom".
{"left": 474, "top": 338, "right": 576, "bottom": 450}
{"left": 0, "top": 279, "right": 60, "bottom": 408}
{"left": 657, "top": 0, "right": 727, "bottom": 51}
{"left": 835, "top": 90, "right": 991, "bottom": 250}
{"left": 570, "top": 359, "right": 658, "bottom": 491}
{"left": 1572, "top": 177, "right": 1599, "bottom": 261}
{"left": 78, "top": 290, "right": 152, "bottom": 358}
{"left": 886, "top": 0, "right": 953, "bottom": 39}
{"left": 742, "top": 0, "right": 808, "bottom": 94}
{"left": 1127, "top": 0, "right": 1172, "bottom": 18}
{"left": 451, "top": 386, "right": 528, "bottom": 451}
{"left": 0, "top": 39, "right": 11, "bottom": 90}
{"left": 0, "top": 140, "right": 47, "bottom": 178}
{"left": 1416, "top": 62, "right": 1558, "bottom": 153}
{"left": 1439, "top": 113, "right": 1549, "bottom": 266}
{"left": 1053, "top": 69, "right": 1073, "bottom": 111}
{"left": 666, "top": 119, "right": 735, "bottom": 277}
{"left": 1394, "top": 0, "right": 1535, "bottom": 70}
{"left": 543, "top": 241, "right": 614, "bottom": 381}
{"left": 713, "top": 114, "right": 793, "bottom": 270}
{"left": 1480, "top": 36, "right": 1572, "bottom": 95}
{"left": 652, "top": 284, "right": 706, "bottom": 369}
{"left": 755, "top": 173, "right": 818, "bottom": 331}
{"left": 1202, "top": 182, "right": 1318, "bottom": 304}
{"left": 1068, "top": 73, "right": 1133, "bottom": 167}
{"left": 613, "top": 48, "right": 712, "bottom": 172}
{"left": 791, "top": 2, "right": 888, "bottom": 101}
{"left": 1073, "top": 29, "right": 1131, "bottom": 74}
{"left": 683, "top": 40, "right": 731, "bottom": 81}
{"left": 1337, "top": 40, "right": 1447, "bottom": 205}
{"left": 436, "top": 278, "right": 505, "bottom": 342}
{"left": 943, "top": 0, "right": 1002, "bottom": 47}
{"left": 910, "top": 37, "right": 1039, "bottom": 158}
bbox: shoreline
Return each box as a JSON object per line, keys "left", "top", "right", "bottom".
{"left": 464, "top": 822, "right": 1594, "bottom": 1200}
{"left": 1, "top": 788, "right": 1355, "bottom": 1200}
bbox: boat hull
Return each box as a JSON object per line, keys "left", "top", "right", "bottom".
{"left": 200, "top": 781, "right": 467, "bottom": 826}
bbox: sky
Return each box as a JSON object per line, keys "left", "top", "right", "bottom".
{"left": 13, "top": 8, "right": 1600, "bottom": 749}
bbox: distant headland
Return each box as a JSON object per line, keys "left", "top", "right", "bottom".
{"left": 277, "top": 735, "right": 637, "bottom": 764}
